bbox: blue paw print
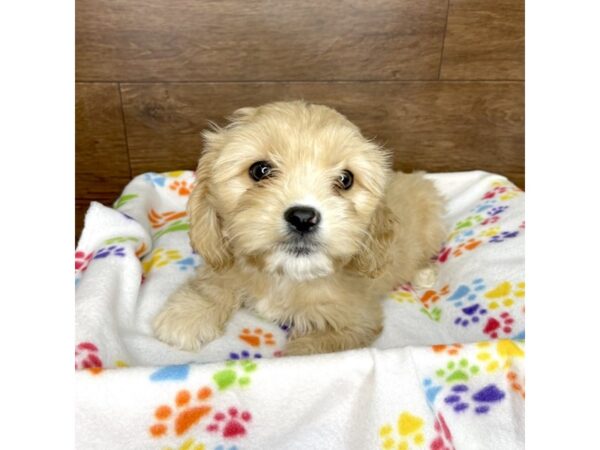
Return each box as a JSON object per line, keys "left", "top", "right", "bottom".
{"left": 453, "top": 228, "right": 475, "bottom": 244}
{"left": 175, "top": 256, "right": 200, "bottom": 271}
{"left": 472, "top": 199, "right": 498, "bottom": 213}
{"left": 487, "top": 205, "right": 509, "bottom": 216}
{"left": 447, "top": 279, "right": 485, "bottom": 308}
{"left": 453, "top": 303, "right": 487, "bottom": 327}
{"left": 93, "top": 246, "right": 126, "bottom": 259}
{"left": 444, "top": 384, "right": 505, "bottom": 414}
{"left": 150, "top": 364, "right": 190, "bottom": 382}
{"left": 215, "top": 445, "right": 238, "bottom": 450}
{"left": 423, "top": 378, "right": 443, "bottom": 405}
{"left": 489, "top": 230, "right": 520, "bottom": 243}
{"left": 229, "top": 350, "right": 262, "bottom": 360}
{"left": 143, "top": 172, "right": 167, "bottom": 187}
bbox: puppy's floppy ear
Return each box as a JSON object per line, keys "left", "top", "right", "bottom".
{"left": 187, "top": 146, "right": 233, "bottom": 272}
{"left": 347, "top": 202, "right": 396, "bottom": 278}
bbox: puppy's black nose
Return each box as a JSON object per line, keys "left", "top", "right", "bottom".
{"left": 284, "top": 206, "right": 321, "bottom": 234}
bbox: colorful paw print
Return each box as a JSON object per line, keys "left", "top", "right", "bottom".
{"left": 454, "top": 214, "right": 484, "bottom": 231}
{"left": 113, "top": 193, "right": 138, "bottom": 209}
{"left": 206, "top": 407, "right": 252, "bottom": 438}
{"left": 148, "top": 209, "right": 187, "bottom": 229}
{"left": 453, "top": 303, "right": 488, "bottom": 327}
{"left": 420, "top": 306, "right": 442, "bottom": 322}
{"left": 390, "top": 284, "right": 418, "bottom": 303}
{"left": 430, "top": 413, "right": 454, "bottom": 450}
{"left": 142, "top": 248, "right": 183, "bottom": 274}
{"left": 379, "top": 412, "right": 425, "bottom": 450}
{"left": 229, "top": 350, "right": 263, "bottom": 360}
{"left": 423, "top": 378, "right": 443, "bottom": 405}
{"left": 93, "top": 245, "right": 126, "bottom": 259}
{"left": 239, "top": 328, "right": 276, "bottom": 347}
{"left": 436, "top": 359, "right": 480, "bottom": 384}
{"left": 483, "top": 312, "right": 515, "bottom": 338}
{"left": 507, "top": 370, "right": 525, "bottom": 399}
{"left": 75, "top": 342, "right": 103, "bottom": 372}
{"left": 144, "top": 172, "right": 167, "bottom": 187}
{"left": 175, "top": 255, "right": 200, "bottom": 271}
{"left": 484, "top": 281, "right": 525, "bottom": 310}
{"left": 213, "top": 360, "right": 257, "bottom": 390}
{"left": 432, "top": 344, "right": 462, "bottom": 356}
{"left": 170, "top": 180, "right": 193, "bottom": 196}
{"left": 446, "top": 279, "right": 485, "bottom": 308}
{"left": 482, "top": 182, "right": 521, "bottom": 201}
{"left": 149, "top": 387, "right": 213, "bottom": 438}
{"left": 163, "top": 438, "right": 206, "bottom": 450}
{"left": 75, "top": 250, "right": 93, "bottom": 272}
{"left": 443, "top": 384, "right": 505, "bottom": 414}
{"left": 153, "top": 220, "right": 191, "bottom": 240}
{"left": 471, "top": 199, "right": 498, "bottom": 214}
{"left": 438, "top": 239, "right": 482, "bottom": 263}
{"left": 489, "top": 230, "right": 520, "bottom": 243}
{"left": 419, "top": 285, "right": 449, "bottom": 308}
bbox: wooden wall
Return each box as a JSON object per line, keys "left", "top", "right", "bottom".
{"left": 76, "top": 0, "right": 524, "bottom": 239}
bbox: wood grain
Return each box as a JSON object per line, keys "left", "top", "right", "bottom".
{"left": 120, "top": 82, "right": 524, "bottom": 187}
{"left": 441, "top": 0, "right": 524, "bottom": 80}
{"left": 76, "top": 83, "right": 131, "bottom": 239}
{"left": 76, "top": 0, "right": 447, "bottom": 81}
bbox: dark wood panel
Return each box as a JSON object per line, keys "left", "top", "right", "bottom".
{"left": 76, "top": 0, "right": 447, "bottom": 82}
{"left": 76, "top": 83, "right": 131, "bottom": 240}
{"left": 441, "top": 0, "right": 524, "bottom": 80}
{"left": 121, "top": 82, "right": 524, "bottom": 187}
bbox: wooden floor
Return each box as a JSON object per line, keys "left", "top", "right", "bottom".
{"left": 76, "top": 0, "right": 524, "bottom": 239}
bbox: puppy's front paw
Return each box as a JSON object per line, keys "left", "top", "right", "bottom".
{"left": 153, "top": 304, "right": 224, "bottom": 352}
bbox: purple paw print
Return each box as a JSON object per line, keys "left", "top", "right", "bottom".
{"left": 487, "top": 205, "right": 509, "bottom": 216}
{"left": 444, "top": 384, "right": 505, "bottom": 414}
{"left": 454, "top": 303, "right": 487, "bottom": 327}
{"left": 93, "top": 246, "right": 126, "bottom": 259}
{"left": 229, "top": 350, "right": 262, "bottom": 360}
{"left": 489, "top": 230, "right": 520, "bottom": 243}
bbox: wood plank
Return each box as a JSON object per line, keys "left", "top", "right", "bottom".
{"left": 76, "top": 83, "right": 131, "bottom": 240}
{"left": 76, "top": 0, "right": 447, "bottom": 81}
{"left": 121, "top": 82, "right": 524, "bottom": 187}
{"left": 441, "top": 0, "right": 524, "bottom": 80}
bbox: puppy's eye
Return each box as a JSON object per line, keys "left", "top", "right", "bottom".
{"left": 249, "top": 161, "right": 273, "bottom": 181}
{"left": 337, "top": 170, "right": 354, "bottom": 190}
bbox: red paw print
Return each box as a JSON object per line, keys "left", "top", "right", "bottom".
{"left": 75, "top": 342, "right": 103, "bottom": 371}
{"left": 206, "top": 407, "right": 252, "bottom": 438}
{"left": 430, "top": 412, "right": 455, "bottom": 450}
{"left": 483, "top": 312, "right": 515, "bottom": 338}
{"left": 75, "top": 251, "right": 93, "bottom": 272}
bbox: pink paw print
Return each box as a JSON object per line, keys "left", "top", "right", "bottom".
{"left": 206, "top": 407, "right": 252, "bottom": 438}
{"left": 75, "top": 342, "right": 103, "bottom": 370}
{"left": 75, "top": 251, "right": 93, "bottom": 272}
{"left": 483, "top": 312, "right": 515, "bottom": 338}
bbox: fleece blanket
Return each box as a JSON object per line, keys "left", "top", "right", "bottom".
{"left": 75, "top": 170, "right": 525, "bottom": 450}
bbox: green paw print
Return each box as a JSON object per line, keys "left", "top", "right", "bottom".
{"left": 104, "top": 236, "right": 139, "bottom": 245}
{"left": 113, "top": 194, "right": 138, "bottom": 209}
{"left": 213, "top": 360, "right": 257, "bottom": 390}
{"left": 436, "top": 358, "right": 479, "bottom": 383}
{"left": 153, "top": 220, "right": 190, "bottom": 240}
{"left": 420, "top": 306, "right": 442, "bottom": 321}
{"left": 455, "top": 215, "right": 483, "bottom": 230}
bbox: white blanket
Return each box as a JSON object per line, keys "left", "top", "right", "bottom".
{"left": 75, "top": 170, "right": 525, "bottom": 450}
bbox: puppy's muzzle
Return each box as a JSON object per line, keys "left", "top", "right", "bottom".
{"left": 284, "top": 206, "right": 321, "bottom": 234}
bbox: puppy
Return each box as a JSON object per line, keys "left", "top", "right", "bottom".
{"left": 153, "top": 101, "right": 446, "bottom": 356}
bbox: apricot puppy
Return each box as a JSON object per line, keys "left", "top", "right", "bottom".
{"left": 153, "top": 101, "right": 445, "bottom": 356}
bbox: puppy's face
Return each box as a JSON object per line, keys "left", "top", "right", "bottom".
{"left": 190, "top": 102, "right": 391, "bottom": 281}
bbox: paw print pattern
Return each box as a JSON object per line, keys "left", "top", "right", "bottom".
{"left": 446, "top": 279, "right": 485, "bottom": 308}
{"left": 507, "top": 371, "right": 525, "bottom": 399}
{"left": 453, "top": 303, "right": 488, "bottom": 327}
{"left": 436, "top": 359, "right": 480, "bottom": 384}
{"left": 75, "top": 251, "right": 93, "bottom": 272}
{"left": 153, "top": 220, "right": 191, "bottom": 240}
{"left": 471, "top": 199, "right": 498, "bottom": 214}
{"left": 419, "top": 285, "right": 450, "bottom": 308}
{"left": 162, "top": 438, "right": 206, "bottom": 450}
{"left": 430, "top": 413, "right": 455, "bottom": 450}
{"left": 379, "top": 411, "right": 425, "bottom": 450}
{"left": 75, "top": 342, "right": 102, "bottom": 371}
{"left": 169, "top": 180, "right": 193, "bottom": 196}
{"left": 482, "top": 183, "right": 521, "bottom": 201}
{"left": 444, "top": 384, "right": 505, "bottom": 414}
{"left": 390, "top": 284, "right": 418, "bottom": 303}
{"left": 239, "top": 328, "right": 276, "bottom": 347}
{"left": 438, "top": 239, "right": 482, "bottom": 263}
{"left": 113, "top": 193, "right": 139, "bottom": 209}
{"left": 206, "top": 407, "right": 252, "bottom": 438}
{"left": 144, "top": 172, "right": 167, "bottom": 187}
{"left": 432, "top": 344, "right": 462, "bottom": 356}
{"left": 229, "top": 350, "right": 263, "bottom": 360}
{"left": 213, "top": 360, "right": 257, "bottom": 390}
{"left": 484, "top": 281, "right": 525, "bottom": 310}
{"left": 423, "top": 378, "right": 443, "bottom": 405}
{"left": 175, "top": 255, "right": 200, "bottom": 271}
{"left": 148, "top": 209, "right": 187, "bottom": 229}
{"left": 475, "top": 340, "right": 525, "bottom": 372}
{"left": 93, "top": 245, "right": 126, "bottom": 259}
{"left": 149, "top": 387, "right": 213, "bottom": 438}
{"left": 489, "top": 230, "right": 520, "bottom": 243}
{"left": 142, "top": 248, "right": 183, "bottom": 274}
{"left": 483, "top": 312, "right": 515, "bottom": 338}
{"left": 420, "top": 306, "right": 442, "bottom": 322}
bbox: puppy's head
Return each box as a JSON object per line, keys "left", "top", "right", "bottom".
{"left": 189, "top": 101, "right": 393, "bottom": 281}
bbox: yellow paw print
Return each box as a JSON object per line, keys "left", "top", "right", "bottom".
{"left": 163, "top": 438, "right": 205, "bottom": 450}
{"left": 380, "top": 412, "right": 425, "bottom": 450}
{"left": 484, "top": 281, "right": 525, "bottom": 310}
{"left": 476, "top": 340, "right": 525, "bottom": 372}
{"left": 142, "top": 248, "right": 182, "bottom": 274}
{"left": 390, "top": 285, "right": 417, "bottom": 304}
{"left": 479, "top": 226, "right": 502, "bottom": 237}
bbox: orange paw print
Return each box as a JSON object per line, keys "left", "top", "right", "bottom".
{"left": 148, "top": 209, "right": 187, "bottom": 228}
{"left": 452, "top": 238, "right": 482, "bottom": 257}
{"left": 507, "top": 371, "right": 525, "bottom": 399}
{"left": 150, "top": 387, "right": 213, "bottom": 438}
{"left": 239, "top": 328, "right": 276, "bottom": 347}
{"left": 432, "top": 343, "right": 463, "bottom": 356}
{"left": 420, "top": 284, "right": 450, "bottom": 307}
{"left": 169, "top": 180, "right": 193, "bottom": 196}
